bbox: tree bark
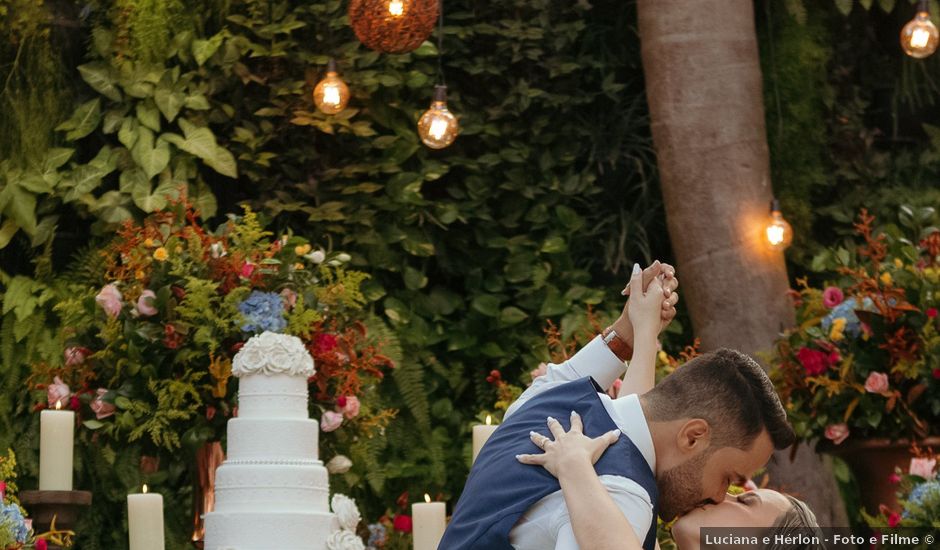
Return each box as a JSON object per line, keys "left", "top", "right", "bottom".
{"left": 636, "top": 0, "right": 847, "bottom": 526}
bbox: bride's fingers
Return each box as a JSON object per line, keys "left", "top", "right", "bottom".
{"left": 546, "top": 416, "right": 565, "bottom": 439}
{"left": 515, "top": 453, "right": 547, "bottom": 466}
{"left": 569, "top": 410, "right": 584, "bottom": 434}
{"left": 530, "top": 431, "right": 552, "bottom": 450}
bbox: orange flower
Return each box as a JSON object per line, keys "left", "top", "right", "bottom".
{"left": 153, "top": 247, "right": 169, "bottom": 261}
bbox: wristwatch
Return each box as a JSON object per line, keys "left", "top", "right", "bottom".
{"left": 602, "top": 326, "right": 633, "bottom": 362}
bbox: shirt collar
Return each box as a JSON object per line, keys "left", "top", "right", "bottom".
{"left": 609, "top": 393, "right": 656, "bottom": 472}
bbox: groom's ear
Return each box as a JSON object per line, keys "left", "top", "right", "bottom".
{"left": 677, "top": 418, "right": 711, "bottom": 453}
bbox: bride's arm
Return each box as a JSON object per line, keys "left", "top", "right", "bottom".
{"left": 517, "top": 412, "right": 646, "bottom": 550}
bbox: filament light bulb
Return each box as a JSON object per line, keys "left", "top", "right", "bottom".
{"left": 901, "top": 6, "right": 939, "bottom": 58}
{"left": 388, "top": 0, "right": 404, "bottom": 16}
{"left": 313, "top": 59, "right": 350, "bottom": 115}
{"left": 766, "top": 199, "right": 793, "bottom": 250}
{"left": 417, "top": 85, "right": 459, "bottom": 149}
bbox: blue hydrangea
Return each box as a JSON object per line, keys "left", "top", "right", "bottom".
{"left": 903, "top": 480, "right": 940, "bottom": 519}
{"left": 822, "top": 296, "right": 875, "bottom": 338}
{"left": 367, "top": 522, "right": 387, "bottom": 547}
{"left": 0, "top": 502, "right": 30, "bottom": 544}
{"left": 238, "top": 291, "right": 287, "bottom": 334}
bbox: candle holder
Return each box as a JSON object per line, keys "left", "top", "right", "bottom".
{"left": 19, "top": 490, "right": 91, "bottom": 549}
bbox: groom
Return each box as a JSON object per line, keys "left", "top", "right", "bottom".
{"left": 440, "top": 263, "right": 795, "bottom": 550}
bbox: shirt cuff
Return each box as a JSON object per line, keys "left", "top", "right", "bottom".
{"left": 567, "top": 335, "right": 627, "bottom": 390}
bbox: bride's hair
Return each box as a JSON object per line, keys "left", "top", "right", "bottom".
{"left": 762, "top": 495, "right": 825, "bottom": 550}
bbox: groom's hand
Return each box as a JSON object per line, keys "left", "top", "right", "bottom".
{"left": 610, "top": 261, "right": 679, "bottom": 356}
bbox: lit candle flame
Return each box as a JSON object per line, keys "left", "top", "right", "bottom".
{"left": 143, "top": 484, "right": 149, "bottom": 494}
{"left": 323, "top": 85, "right": 341, "bottom": 107}
{"left": 911, "top": 27, "right": 931, "bottom": 49}
{"left": 424, "top": 493, "right": 431, "bottom": 503}
{"left": 55, "top": 400, "right": 62, "bottom": 410}
{"left": 389, "top": 0, "right": 404, "bottom": 16}
{"left": 485, "top": 415, "right": 492, "bottom": 425}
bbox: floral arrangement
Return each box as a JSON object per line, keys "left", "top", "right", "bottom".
{"left": 863, "top": 446, "right": 940, "bottom": 537}
{"left": 770, "top": 207, "right": 940, "bottom": 445}
{"left": 0, "top": 450, "right": 72, "bottom": 550}
{"left": 31, "top": 198, "right": 396, "bottom": 471}
{"left": 359, "top": 490, "right": 424, "bottom": 550}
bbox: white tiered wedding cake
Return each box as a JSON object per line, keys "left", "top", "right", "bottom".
{"left": 204, "top": 331, "right": 337, "bottom": 550}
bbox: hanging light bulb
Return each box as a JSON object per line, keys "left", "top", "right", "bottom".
{"left": 901, "top": 1, "right": 939, "bottom": 58}
{"left": 765, "top": 199, "right": 793, "bottom": 250}
{"left": 313, "top": 59, "right": 350, "bottom": 115}
{"left": 417, "top": 84, "right": 458, "bottom": 149}
{"left": 388, "top": 0, "right": 404, "bottom": 16}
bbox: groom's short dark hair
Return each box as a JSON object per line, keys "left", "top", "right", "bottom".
{"left": 642, "top": 348, "right": 795, "bottom": 450}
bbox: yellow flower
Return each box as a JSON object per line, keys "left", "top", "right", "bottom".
{"left": 880, "top": 271, "right": 892, "bottom": 286}
{"left": 925, "top": 267, "right": 939, "bottom": 283}
{"left": 153, "top": 247, "right": 169, "bottom": 262}
{"left": 657, "top": 350, "right": 669, "bottom": 364}
{"left": 294, "top": 262, "right": 305, "bottom": 270}
{"left": 135, "top": 269, "right": 146, "bottom": 280}
{"left": 295, "top": 244, "right": 311, "bottom": 256}
{"left": 893, "top": 258, "right": 903, "bottom": 268}
{"left": 829, "top": 317, "right": 846, "bottom": 342}
{"left": 144, "top": 238, "right": 154, "bottom": 247}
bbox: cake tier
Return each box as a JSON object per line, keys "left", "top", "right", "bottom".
{"left": 204, "top": 510, "right": 336, "bottom": 550}
{"left": 213, "top": 462, "right": 329, "bottom": 512}
{"left": 236, "top": 373, "right": 309, "bottom": 419}
{"left": 226, "top": 418, "right": 318, "bottom": 461}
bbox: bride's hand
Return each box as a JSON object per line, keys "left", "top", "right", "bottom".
{"left": 515, "top": 410, "right": 621, "bottom": 479}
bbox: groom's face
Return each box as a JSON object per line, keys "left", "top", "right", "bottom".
{"left": 656, "top": 429, "right": 774, "bottom": 520}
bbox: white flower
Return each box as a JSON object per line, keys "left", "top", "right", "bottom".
{"left": 305, "top": 249, "right": 326, "bottom": 264}
{"left": 331, "top": 493, "right": 362, "bottom": 532}
{"left": 210, "top": 242, "right": 227, "bottom": 258}
{"left": 325, "top": 530, "right": 365, "bottom": 550}
{"left": 326, "top": 455, "right": 353, "bottom": 474}
{"left": 336, "top": 253, "right": 351, "bottom": 262}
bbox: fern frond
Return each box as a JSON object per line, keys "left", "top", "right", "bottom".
{"left": 391, "top": 361, "right": 430, "bottom": 431}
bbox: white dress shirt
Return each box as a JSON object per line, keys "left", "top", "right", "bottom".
{"left": 505, "top": 336, "right": 657, "bottom": 550}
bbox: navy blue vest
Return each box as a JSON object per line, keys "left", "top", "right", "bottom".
{"left": 440, "top": 377, "right": 659, "bottom": 550}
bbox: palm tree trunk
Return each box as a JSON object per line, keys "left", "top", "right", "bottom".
{"left": 636, "top": 0, "right": 847, "bottom": 525}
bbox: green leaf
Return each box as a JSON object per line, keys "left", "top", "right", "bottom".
{"left": 0, "top": 219, "right": 18, "bottom": 249}
{"left": 78, "top": 62, "right": 122, "bottom": 101}
{"left": 162, "top": 119, "right": 237, "bottom": 178}
{"left": 42, "top": 148, "right": 75, "bottom": 172}
{"left": 192, "top": 34, "right": 224, "bottom": 66}
{"left": 119, "top": 117, "right": 139, "bottom": 149}
{"left": 83, "top": 419, "right": 106, "bottom": 430}
{"left": 540, "top": 236, "right": 567, "bottom": 253}
{"left": 56, "top": 98, "right": 101, "bottom": 140}
{"left": 132, "top": 179, "right": 168, "bottom": 212}
{"left": 834, "top": 0, "right": 853, "bottom": 15}
{"left": 2, "top": 185, "right": 37, "bottom": 235}
{"left": 471, "top": 294, "right": 501, "bottom": 317}
{"left": 403, "top": 266, "right": 428, "bottom": 290}
{"left": 132, "top": 128, "right": 171, "bottom": 179}
{"left": 155, "top": 86, "right": 185, "bottom": 122}
{"left": 877, "top": 0, "right": 896, "bottom": 11}
{"left": 499, "top": 306, "right": 527, "bottom": 325}
{"left": 136, "top": 101, "right": 161, "bottom": 132}
{"left": 859, "top": 0, "right": 872, "bottom": 9}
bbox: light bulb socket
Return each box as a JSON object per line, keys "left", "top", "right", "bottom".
{"left": 920, "top": 0, "right": 929, "bottom": 13}
{"left": 433, "top": 84, "right": 448, "bottom": 103}
{"left": 770, "top": 198, "right": 781, "bottom": 213}
{"left": 327, "top": 58, "right": 338, "bottom": 74}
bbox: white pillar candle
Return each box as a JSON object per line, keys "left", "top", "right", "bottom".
{"left": 471, "top": 415, "right": 497, "bottom": 464}
{"left": 128, "top": 485, "right": 165, "bottom": 550}
{"left": 412, "top": 494, "right": 446, "bottom": 550}
{"left": 39, "top": 403, "right": 74, "bottom": 490}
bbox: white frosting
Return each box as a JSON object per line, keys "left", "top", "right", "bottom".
{"left": 231, "top": 331, "right": 315, "bottom": 378}
{"left": 326, "top": 530, "right": 366, "bottom": 550}
{"left": 204, "top": 332, "right": 337, "bottom": 550}
{"left": 330, "top": 494, "right": 361, "bottom": 532}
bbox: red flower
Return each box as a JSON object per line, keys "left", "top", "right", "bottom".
{"left": 796, "top": 347, "right": 829, "bottom": 376}
{"left": 337, "top": 396, "right": 347, "bottom": 408}
{"left": 163, "top": 324, "right": 185, "bottom": 349}
{"left": 35, "top": 539, "right": 47, "bottom": 550}
{"left": 887, "top": 511, "right": 901, "bottom": 527}
{"left": 69, "top": 395, "right": 80, "bottom": 411}
{"left": 393, "top": 514, "right": 413, "bottom": 533}
{"left": 313, "top": 333, "right": 338, "bottom": 355}
{"left": 927, "top": 307, "right": 938, "bottom": 318}
{"left": 486, "top": 369, "right": 502, "bottom": 384}
{"left": 888, "top": 472, "right": 901, "bottom": 484}
{"left": 171, "top": 285, "right": 186, "bottom": 301}
{"left": 934, "top": 368, "right": 940, "bottom": 380}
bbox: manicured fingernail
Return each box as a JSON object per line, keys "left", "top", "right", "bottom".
{"left": 530, "top": 431, "right": 538, "bottom": 437}
{"left": 571, "top": 410, "right": 579, "bottom": 417}
{"left": 621, "top": 288, "right": 628, "bottom": 295}
{"left": 611, "top": 429, "right": 621, "bottom": 438}
{"left": 547, "top": 416, "right": 556, "bottom": 423}
{"left": 632, "top": 263, "right": 641, "bottom": 275}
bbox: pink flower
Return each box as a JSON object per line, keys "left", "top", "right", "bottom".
{"left": 529, "top": 362, "right": 548, "bottom": 382}
{"left": 796, "top": 347, "right": 829, "bottom": 376}
{"left": 822, "top": 287, "right": 844, "bottom": 308}
{"left": 136, "top": 290, "right": 158, "bottom": 316}
{"left": 888, "top": 472, "right": 901, "bottom": 484}
{"left": 927, "top": 307, "right": 938, "bottom": 318}
{"left": 89, "top": 388, "right": 116, "bottom": 420}
{"left": 47, "top": 376, "right": 71, "bottom": 409}
{"left": 240, "top": 262, "right": 255, "bottom": 278}
{"left": 95, "top": 283, "right": 123, "bottom": 318}
{"left": 64, "top": 347, "right": 90, "bottom": 366}
{"left": 824, "top": 423, "right": 850, "bottom": 445}
{"left": 909, "top": 457, "right": 937, "bottom": 479}
{"left": 320, "top": 411, "right": 343, "bottom": 432}
{"left": 0, "top": 480, "right": 5, "bottom": 500}
{"left": 864, "top": 372, "right": 889, "bottom": 394}
{"left": 341, "top": 396, "right": 360, "bottom": 419}
{"left": 34, "top": 538, "right": 46, "bottom": 550}
{"left": 280, "top": 288, "right": 298, "bottom": 310}
{"left": 887, "top": 511, "right": 901, "bottom": 528}
{"left": 392, "top": 514, "right": 413, "bottom": 533}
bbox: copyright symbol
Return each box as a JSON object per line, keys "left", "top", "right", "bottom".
{"left": 926, "top": 534, "right": 935, "bottom": 545}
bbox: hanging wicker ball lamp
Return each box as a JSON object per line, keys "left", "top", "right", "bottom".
{"left": 348, "top": 0, "right": 439, "bottom": 54}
